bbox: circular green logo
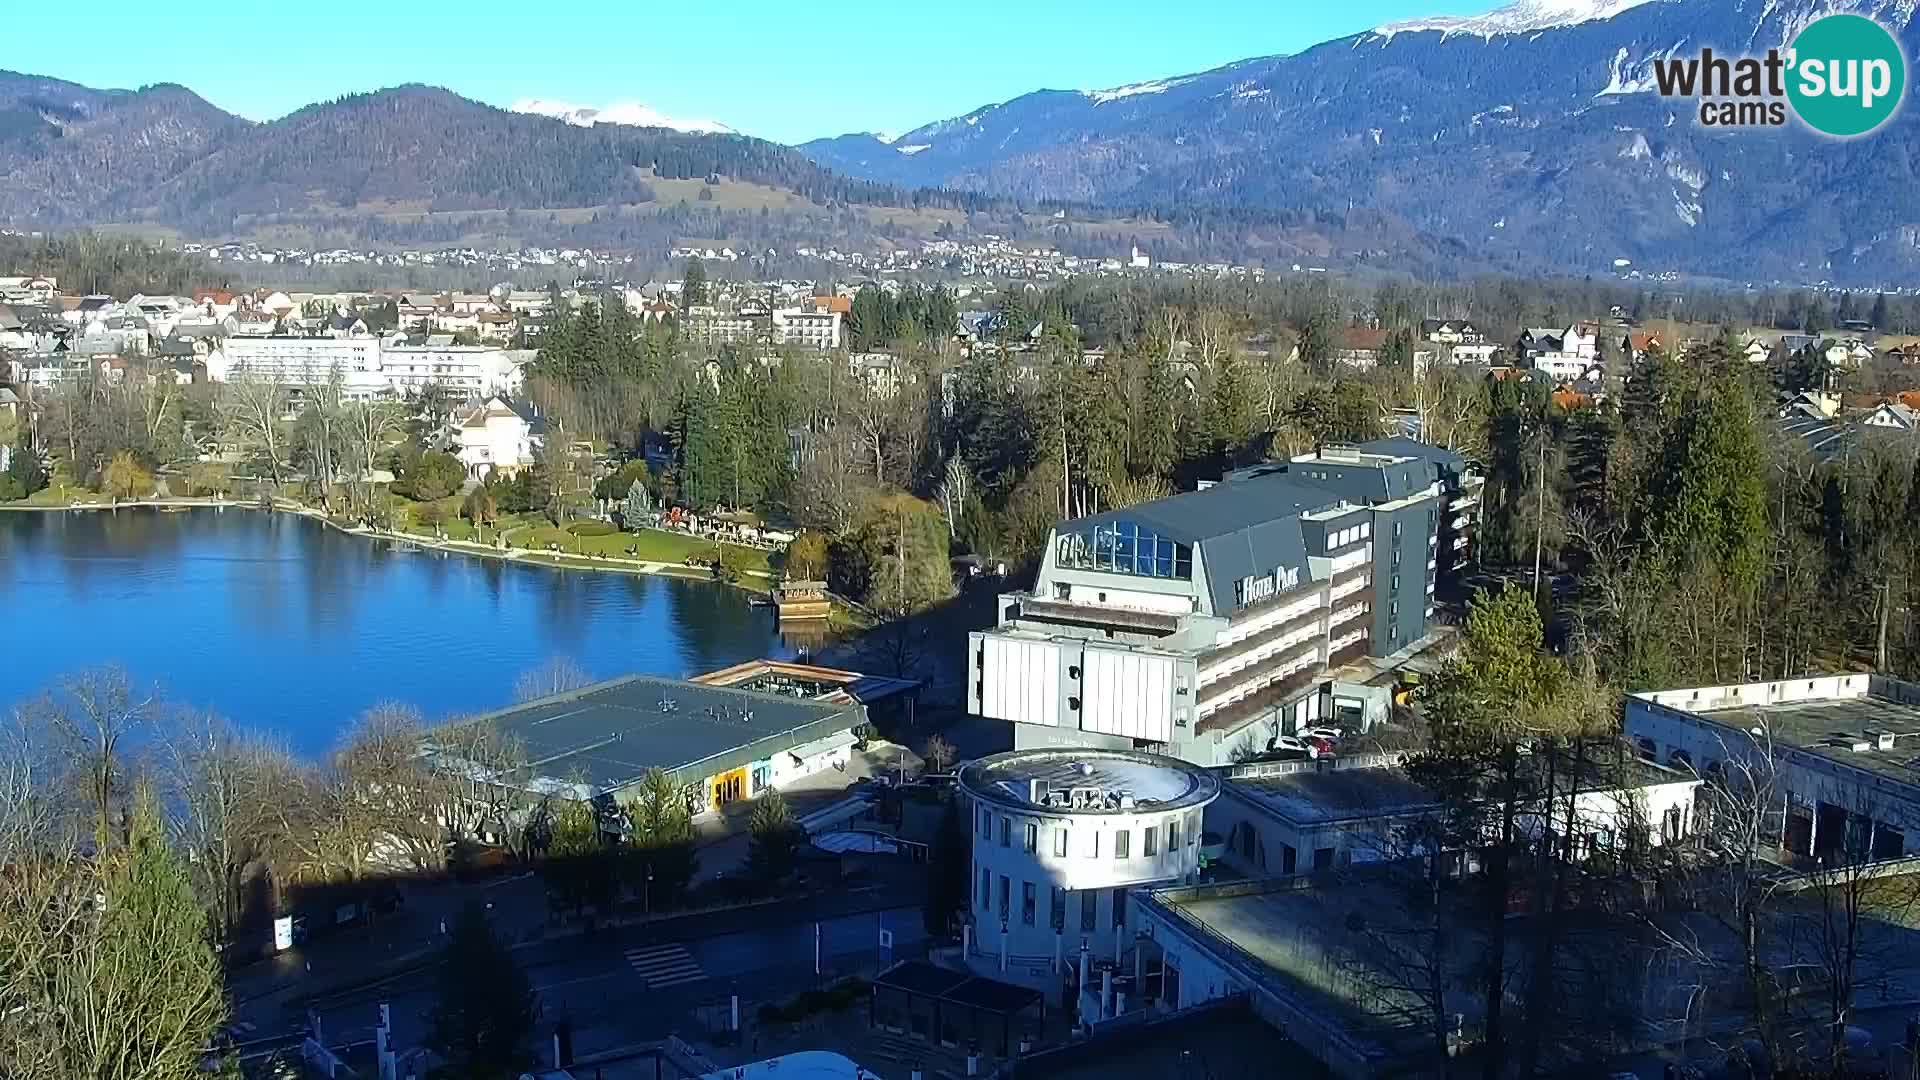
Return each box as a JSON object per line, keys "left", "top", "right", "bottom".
{"left": 1787, "top": 14, "right": 1906, "bottom": 137}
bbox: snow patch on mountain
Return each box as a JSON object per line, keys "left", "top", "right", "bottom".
{"left": 1375, "top": 0, "right": 1660, "bottom": 39}
{"left": 511, "top": 99, "right": 734, "bottom": 135}
{"left": 895, "top": 144, "right": 931, "bottom": 156}
{"left": 1082, "top": 77, "right": 1193, "bottom": 104}
{"left": 1753, "top": 0, "right": 1920, "bottom": 46}
{"left": 1597, "top": 40, "right": 1689, "bottom": 95}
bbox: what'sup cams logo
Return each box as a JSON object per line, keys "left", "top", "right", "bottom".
{"left": 1652, "top": 13, "right": 1907, "bottom": 137}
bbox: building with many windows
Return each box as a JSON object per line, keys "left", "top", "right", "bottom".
{"left": 967, "top": 444, "right": 1453, "bottom": 767}
{"left": 209, "top": 335, "right": 525, "bottom": 399}
{"left": 959, "top": 749, "right": 1218, "bottom": 971}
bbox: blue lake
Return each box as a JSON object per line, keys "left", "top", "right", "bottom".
{"left": 0, "top": 507, "right": 806, "bottom": 757}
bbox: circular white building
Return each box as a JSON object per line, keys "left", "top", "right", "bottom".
{"left": 959, "top": 749, "right": 1219, "bottom": 966}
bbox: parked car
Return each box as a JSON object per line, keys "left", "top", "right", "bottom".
{"left": 1268, "top": 735, "right": 1318, "bottom": 759}
{"left": 1303, "top": 727, "right": 1344, "bottom": 742}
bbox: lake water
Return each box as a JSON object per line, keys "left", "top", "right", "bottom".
{"left": 0, "top": 508, "right": 806, "bottom": 757}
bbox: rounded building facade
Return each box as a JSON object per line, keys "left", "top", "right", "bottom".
{"left": 958, "top": 749, "right": 1220, "bottom": 964}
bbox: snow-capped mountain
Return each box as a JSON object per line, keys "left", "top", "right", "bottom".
{"left": 510, "top": 98, "right": 736, "bottom": 135}
{"left": 800, "top": 0, "right": 1920, "bottom": 280}
{"left": 1374, "top": 0, "right": 1661, "bottom": 39}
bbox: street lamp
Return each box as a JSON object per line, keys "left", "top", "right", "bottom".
{"left": 645, "top": 865, "right": 654, "bottom": 916}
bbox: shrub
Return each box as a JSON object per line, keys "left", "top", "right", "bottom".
{"left": 398, "top": 451, "right": 465, "bottom": 501}
{"left": 567, "top": 520, "right": 616, "bottom": 537}
{"left": 415, "top": 501, "right": 448, "bottom": 528}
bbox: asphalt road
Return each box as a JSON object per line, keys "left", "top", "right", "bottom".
{"left": 236, "top": 892, "right": 929, "bottom": 1062}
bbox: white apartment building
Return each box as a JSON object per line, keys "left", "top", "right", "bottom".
{"left": 211, "top": 335, "right": 524, "bottom": 399}
{"left": 960, "top": 749, "right": 1217, "bottom": 970}
{"left": 773, "top": 308, "right": 843, "bottom": 350}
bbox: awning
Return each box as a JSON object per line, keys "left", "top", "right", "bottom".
{"left": 787, "top": 728, "right": 858, "bottom": 765}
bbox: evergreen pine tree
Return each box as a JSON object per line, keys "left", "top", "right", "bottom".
{"left": 427, "top": 902, "right": 536, "bottom": 1080}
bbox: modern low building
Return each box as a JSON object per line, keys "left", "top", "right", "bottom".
{"left": 456, "top": 671, "right": 868, "bottom": 817}
{"left": 1626, "top": 673, "right": 1920, "bottom": 863}
{"left": 1207, "top": 749, "right": 1699, "bottom": 878}
{"left": 959, "top": 749, "right": 1218, "bottom": 968}
{"left": 967, "top": 443, "right": 1451, "bottom": 767}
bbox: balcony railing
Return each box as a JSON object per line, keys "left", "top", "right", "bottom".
{"left": 1015, "top": 597, "right": 1182, "bottom": 634}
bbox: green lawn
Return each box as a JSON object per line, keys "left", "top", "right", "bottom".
{"left": 510, "top": 523, "right": 772, "bottom": 572}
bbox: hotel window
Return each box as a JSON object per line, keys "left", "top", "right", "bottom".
{"left": 1169, "top": 816, "right": 1182, "bottom": 851}
{"left": 1000, "top": 816, "right": 1011, "bottom": 847}
{"left": 1084, "top": 830, "right": 1101, "bottom": 859}
{"left": 1144, "top": 825, "right": 1159, "bottom": 857}
{"left": 1081, "top": 889, "right": 1098, "bottom": 931}
{"left": 979, "top": 868, "right": 991, "bottom": 909}
{"left": 1112, "top": 887, "right": 1129, "bottom": 929}
{"left": 1050, "top": 887, "right": 1066, "bottom": 930}
{"left": 999, "top": 875, "right": 1010, "bottom": 918}
{"left": 1022, "top": 882, "right": 1036, "bottom": 926}
{"left": 1024, "top": 822, "right": 1038, "bottom": 853}
{"left": 979, "top": 806, "right": 990, "bottom": 838}
{"left": 1114, "top": 830, "right": 1131, "bottom": 860}
{"left": 1053, "top": 827, "right": 1069, "bottom": 858}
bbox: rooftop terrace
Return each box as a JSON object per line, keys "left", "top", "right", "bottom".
{"left": 959, "top": 749, "right": 1220, "bottom": 815}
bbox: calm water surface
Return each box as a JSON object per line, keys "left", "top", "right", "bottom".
{"left": 0, "top": 508, "right": 807, "bottom": 756}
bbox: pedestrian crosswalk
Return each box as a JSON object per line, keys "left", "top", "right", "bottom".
{"left": 624, "top": 942, "right": 707, "bottom": 988}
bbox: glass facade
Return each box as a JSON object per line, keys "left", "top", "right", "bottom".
{"left": 1054, "top": 519, "right": 1193, "bottom": 579}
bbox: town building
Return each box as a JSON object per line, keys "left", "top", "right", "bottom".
{"left": 1421, "top": 319, "right": 1498, "bottom": 365}
{"left": 967, "top": 443, "right": 1456, "bottom": 767}
{"left": 959, "top": 749, "right": 1217, "bottom": 970}
{"left": 772, "top": 307, "right": 843, "bottom": 350}
{"left": 450, "top": 395, "right": 544, "bottom": 479}
{"left": 1518, "top": 324, "right": 1599, "bottom": 382}
{"left": 211, "top": 335, "right": 524, "bottom": 398}
{"left": 1625, "top": 673, "right": 1920, "bottom": 863}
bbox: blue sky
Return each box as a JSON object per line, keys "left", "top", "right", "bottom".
{"left": 3, "top": 1, "right": 1481, "bottom": 143}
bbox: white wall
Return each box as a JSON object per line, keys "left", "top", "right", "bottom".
{"left": 968, "top": 797, "right": 1208, "bottom": 960}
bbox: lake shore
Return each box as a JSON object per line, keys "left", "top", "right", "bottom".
{"left": 0, "top": 496, "right": 782, "bottom": 594}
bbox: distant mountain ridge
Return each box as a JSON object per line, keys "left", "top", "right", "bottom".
{"left": 0, "top": 75, "right": 908, "bottom": 233}
{"left": 0, "top": 70, "right": 1475, "bottom": 275}
{"left": 800, "top": 0, "right": 1920, "bottom": 281}
{"left": 509, "top": 98, "right": 737, "bottom": 135}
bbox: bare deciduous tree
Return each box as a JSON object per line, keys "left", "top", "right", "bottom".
{"left": 513, "top": 657, "right": 593, "bottom": 703}
{"left": 215, "top": 372, "right": 291, "bottom": 491}
{"left": 22, "top": 666, "right": 157, "bottom": 845}
{"left": 158, "top": 709, "right": 299, "bottom": 938}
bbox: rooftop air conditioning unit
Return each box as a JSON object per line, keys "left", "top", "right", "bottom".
{"left": 1877, "top": 732, "right": 1897, "bottom": 752}
{"left": 1030, "top": 779, "right": 1050, "bottom": 804}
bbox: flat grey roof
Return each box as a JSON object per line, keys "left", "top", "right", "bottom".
{"left": 462, "top": 675, "right": 864, "bottom": 796}
{"left": 960, "top": 749, "right": 1220, "bottom": 816}
{"left": 1066, "top": 470, "right": 1343, "bottom": 548}
{"left": 1226, "top": 765, "right": 1438, "bottom": 826}
{"left": 1697, "top": 695, "right": 1920, "bottom": 785}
